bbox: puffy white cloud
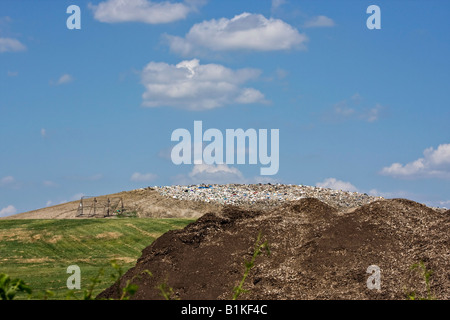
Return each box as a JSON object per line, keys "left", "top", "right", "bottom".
{"left": 316, "top": 178, "right": 359, "bottom": 192}
{"left": 173, "top": 164, "right": 245, "bottom": 185}
{"left": 304, "top": 15, "right": 335, "bottom": 28}
{"left": 190, "top": 164, "right": 243, "bottom": 180}
{"left": 167, "top": 12, "right": 307, "bottom": 55}
{"left": 130, "top": 172, "right": 158, "bottom": 182}
{"left": 141, "top": 59, "right": 266, "bottom": 110}
{"left": 0, "top": 205, "right": 17, "bottom": 217}
{"left": 0, "top": 37, "right": 26, "bottom": 53}
{"left": 89, "top": 0, "right": 199, "bottom": 24}
{"left": 380, "top": 144, "right": 450, "bottom": 179}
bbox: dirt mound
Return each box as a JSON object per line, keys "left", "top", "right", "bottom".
{"left": 2, "top": 188, "right": 222, "bottom": 219}
{"left": 97, "top": 198, "right": 449, "bottom": 300}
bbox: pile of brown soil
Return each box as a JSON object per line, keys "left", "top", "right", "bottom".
{"left": 98, "top": 198, "right": 449, "bottom": 300}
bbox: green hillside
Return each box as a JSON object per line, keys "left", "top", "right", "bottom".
{"left": 0, "top": 218, "right": 194, "bottom": 299}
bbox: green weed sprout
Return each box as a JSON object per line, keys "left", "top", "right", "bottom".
{"left": 0, "top": 273, "right": 32, "bottom": 300}
{"left": 406, "top": 261, "right": 435, "bottom": 300}
{"left": 232, "top": 231, "right": 270, "bottom": 300}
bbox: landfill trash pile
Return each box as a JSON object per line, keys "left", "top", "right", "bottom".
{"left": 152, "top": 183, "right": 384, "bottom": 211}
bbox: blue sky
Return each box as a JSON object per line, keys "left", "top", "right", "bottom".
{"left": 1, "top": 0, "right": 449, "bottom": 216}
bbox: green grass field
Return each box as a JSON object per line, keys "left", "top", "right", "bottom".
{"left": 0, "top": 218, "right": 194, "bottom": 299}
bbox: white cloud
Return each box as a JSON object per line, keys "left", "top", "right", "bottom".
{"left": 173, "top": 164, "right": 280, "bottom": 185}
{"left": 331, "top": 94, "right": 384, "bottom": 122}
{"left": 141, "top": 59, "right": 266, "bottom": 110}
{"left": 41, "top": 128, "right": 47, "bottom": 138}
{"left": 439, "top": 200, "right": 450, "bottom": 208}
{"left": 7, "top": 71, "right": 18, "bottom": 77}
{"left": 89, "top": 0, "right": 201, "bottom": 24}
{"left": 0, "top": 176, "right": 15, "bottom": 186}
{"left": 55, "top": 74, "right": 73, "bottom": 85}
{"left": 0, "top": 37, "right": 26, "bottom": 53}
{"left": 176, "top": 164, "right": 245, "bottom": 184}
{"left": 130, "top": 172, "right": 158, "bottom": 182}
{"left": 316, "top": 178, "right": 359, "bottom": 192}
{"left": 368, "top": 189, "right": 409, "bottom": 199}
{"left": 304, "top": 15, "right": 335, "bottom": 28}
{"left": 363, "top": 103, "right": 383, "bottom": 122}
{"left": 0, "top": 205, "right": 17, "bottom": 217}
{"left": 334, "top": 102, "right": 355, "bottom": 117}
{"left": 167, "top": 12, "right": 307, "bottom": 55}
{"left": 380, "top": 144, "right": 450, "bottom": 179}
{"left": 46, "top": 200, "right": 54, "bottom": 207}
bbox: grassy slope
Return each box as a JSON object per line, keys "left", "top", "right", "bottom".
{"left": 0, "top": 218, "right": 194, "bottom": 299}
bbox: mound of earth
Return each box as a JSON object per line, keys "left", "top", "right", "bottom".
{"left": 2, "top": 188, "right": 222, "bottom": 219}
{"left": 98, "top": 198, "right": 449, "bottom": 300}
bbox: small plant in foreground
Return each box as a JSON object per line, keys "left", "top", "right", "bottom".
{"left": 232, "top": 231, "right": 270, "bottom": 300}
{"left": 110, "top": 260, "right": 152, "bottom": 300}
{"left": 157, "top": 279, "right": 179, "bottom": 300}
{"left": 0, "top": 273, "right": 32, "bottom": 300}
{"left": 406, "top": 261, "right": 435, "bottom": 300}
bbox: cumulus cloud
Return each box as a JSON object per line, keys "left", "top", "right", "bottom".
{"left": 173, "top": 164, "right": 279, "bottom": 185}
{"left": 167, "top": 12, "right": 307, "bottom": 55}
{"left": 173, "top": 164, "right": 245, "bottom": 185}
{"left": 89, "top": 0, "right": 202, "bottom": 24}
{"left": 316, "top": 178, "right": 359, "bottom": 192}
{"left": 140, "top": 59, "right": 266, "bottom": 110}
{"left": 304, "top": 15, "right": 335, "bottom": 28}
{"left": 130, "top": 172, "right": 158, "bottom": 182}
{"left": 380, "top": 144, "right": 450, "bottom": 179}
{"left": 0, "top": 205, "right": 17, "bottom": 217}
{"left": 190, "top": 164, "right": 244, "bottom": 183}
{"left": 0, "top": 37, "right": 26, "bottom": 53}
